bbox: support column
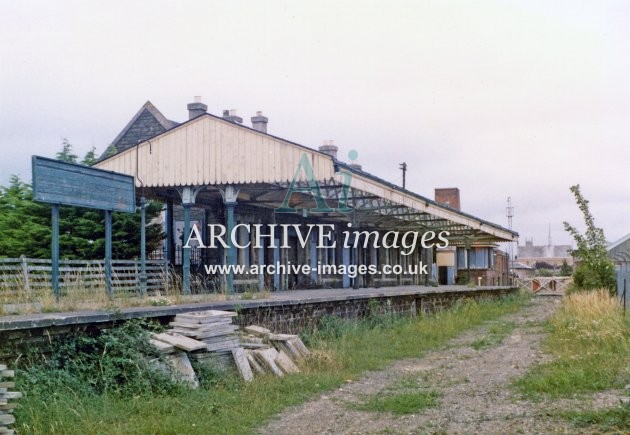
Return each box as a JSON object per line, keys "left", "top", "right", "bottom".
{"left": 309, "top": 228, "right": 317, "bottom": 284}
{"left": 225, "top": 201, "right": 236, "bottom": 293}
{"left": 370, "top": 245, "right": 377, "bottom": 288}
{"left": 182, "top": 202, "right": 191, "bottom": 294}
{"left": 342, "top": 246, "right": 351, "bottom": 288}
{"left": 221, "top": 186, "right": 239, "bottom": 294}
{"left": 424, "top": 247, "right": 433, "bottom": 285}
{"left": 353, "top": 244, "right": 360, "bottom": 289}
{"left": 179, "top": 186, "right": 202, "bottom": 295}
{"left": 258, "top": 244, "right": 265, "bottom": 292}
{"left": 139, "top": 196, "right": 147, "bottom": 296}
{"left": 273, "top": 239, "right": 280, "bottom": 291}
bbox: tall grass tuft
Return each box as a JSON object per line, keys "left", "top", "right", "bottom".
{"left": 516, "top": 289, "right": 630, "bottom": 398}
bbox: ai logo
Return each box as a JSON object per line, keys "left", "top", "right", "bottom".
{"left": 275, "top": 150, "right": 359, "bottom": 214}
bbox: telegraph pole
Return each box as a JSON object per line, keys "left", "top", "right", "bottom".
{"left": 399, "top": 162, "right": 407, "bottom": 189}
{"left": 506, "top": 197, "right": 514, "bottom": 285}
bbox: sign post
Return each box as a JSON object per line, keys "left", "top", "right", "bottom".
{"left": 51, "top": 204, "right": 60, "bottom": 300}
{"left": 104, "top": 210, "right": 113, "bottom": 297}
{"left": 32, "top": 156, "right": 135, "bottom": 299}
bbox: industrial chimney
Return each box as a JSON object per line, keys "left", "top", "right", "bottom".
{"left": 187, "top": 96, "right": 207, "bottom": 120}
{"left": 251, "top": 111, "right": 268, "bottom": 133}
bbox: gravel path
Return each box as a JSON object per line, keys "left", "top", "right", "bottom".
{"left": 259, "top": 296, "right": 583, "bottom": 434}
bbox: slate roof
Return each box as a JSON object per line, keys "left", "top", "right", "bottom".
{"left": 99, "top": 101, "right": 178, "bottom": 159}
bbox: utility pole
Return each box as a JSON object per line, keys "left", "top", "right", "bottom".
{"left": 399, "top": 162, "right": 407, "bottom": 189}
{"left": 506, "top": 197, "right": 514, "bottom": 285}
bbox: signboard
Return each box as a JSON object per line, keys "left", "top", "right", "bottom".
{"left": 436, "top": 249, "right": 456, "bottom": 267}
{"left": 32, "top": 155, "right": 138, "bottom": 300}
{"left": 32, "top": 156, "right": 135, "bottom": 213}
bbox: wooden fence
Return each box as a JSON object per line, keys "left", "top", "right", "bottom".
{"left": 514, "top": 276, "right": 572, "bottom": 295}
{"left": 0, "top": 256, "right": 169, "bottom": 296}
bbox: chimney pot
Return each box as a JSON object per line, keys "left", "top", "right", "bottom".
{"left": 222, "top": 108, "right": 243, "bottom": 124}
{"left": 251, "top": 110, "right": 269, "bottom": 133}
{"left": 187, "top": 96, "right": 207, "bottom": 120}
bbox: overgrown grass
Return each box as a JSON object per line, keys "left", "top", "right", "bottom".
{"left": 516, "top": 290, "right": 630, "bottom": 399}
{"left": 14, "top": 293, "right": 529, "bottom": 434}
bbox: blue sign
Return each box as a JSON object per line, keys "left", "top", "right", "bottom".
{"left": 32, "top": 156, "right": 135, "bottom": 212}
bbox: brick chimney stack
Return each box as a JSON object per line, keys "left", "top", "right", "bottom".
{"left": 251, "top": 111, "right": 268, "bottom": 133}
{"left": 435, "top": 188, "right": 461, "bottom": 210}
{"left": 187, "top": 96, "right": 207, "bottom": 120}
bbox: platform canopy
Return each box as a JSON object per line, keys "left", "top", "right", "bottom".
{"left": 95, "top": 113, "right": 518, "bottom": 244}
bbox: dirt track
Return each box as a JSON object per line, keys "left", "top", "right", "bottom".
{"left": 258, "top": 296, "right": 610, "bottom": 434}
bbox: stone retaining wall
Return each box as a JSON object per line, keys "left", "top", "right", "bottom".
{"left": 0, "top": 287, "right": 517, "bottom": 362}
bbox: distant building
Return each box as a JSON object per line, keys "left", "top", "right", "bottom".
{"left": 608, "top": 233, "right": 630, "bottom": 304}
{"left": 434, "top": 189, "right": 509, "bottom": 286}
{"left": 511, "top": 261, "right": 535, "bottom": 279}
{"left": 517, "top": 233, "right": 572, "bottom": 268}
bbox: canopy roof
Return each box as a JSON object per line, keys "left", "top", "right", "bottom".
{"left": 95, "top": 113, "right": 518, "bottom": 244}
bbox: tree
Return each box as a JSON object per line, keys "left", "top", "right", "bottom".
{"left": 563, "top": 185, "right": 616, "bottom": 294}
{"left": 82, "top": 147, "right": 98, "bottom": 166}
{"left": 0, "top": 140, "right": 164, "bottom": 260}
{"left": 56, "top": 138, "right": 79, "bottom": 163}
{"left": 0, "top": 175, "right": 51, "bottom": 258}
{"left": 534, "top": 261, "right": 554, "bottom": 270}
{"left": 102, "top": 144, "right": 117, "bottom": 159}
{"left": 559, "top": 259, "right": 573, "bottom": 277}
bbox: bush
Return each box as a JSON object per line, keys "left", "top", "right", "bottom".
{"left": 563, "top": 185, "right": 616, "bottom": 295}
{"left": 17, "top": 320, "right": 183, "bottom": 397}
{"left": 570, "top": 262, "right": 616, "bottom": 294}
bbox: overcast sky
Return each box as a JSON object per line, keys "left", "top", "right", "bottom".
{"left": 1, "top": 0, "right": 628, "bottom": 247}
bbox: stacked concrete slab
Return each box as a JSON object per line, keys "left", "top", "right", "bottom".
{"left": 0, "top": 364, "right": 20, "bottom": 434}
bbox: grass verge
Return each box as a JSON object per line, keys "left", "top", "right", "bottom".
{"left": 515, "top": 290, "right": 629, "bottom": 399}
{"left": 557, "top": 404, "right": 630, "bottom": 432}
{"left": 14, "top": 292, "right": 529, "bottom": 434}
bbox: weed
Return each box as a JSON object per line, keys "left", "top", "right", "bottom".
{"left": 470, "top": 321, "right": 515, "bottom": 350}
{"left": 348, "top": 390, "right": 440, "bottom": 415}
{"left": 559, "top": 404, "right": 629, "bottom": 432}
{"left": 16, "top": 319, "right": 180, "bottom": 398}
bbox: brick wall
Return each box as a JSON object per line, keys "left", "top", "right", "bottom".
{"left": 0, "top": 287, "right": 517, "bottom": 362}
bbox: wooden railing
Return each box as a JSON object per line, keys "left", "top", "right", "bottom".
{"left": 0, "top": 256, "right": 169, "bottom": 296}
